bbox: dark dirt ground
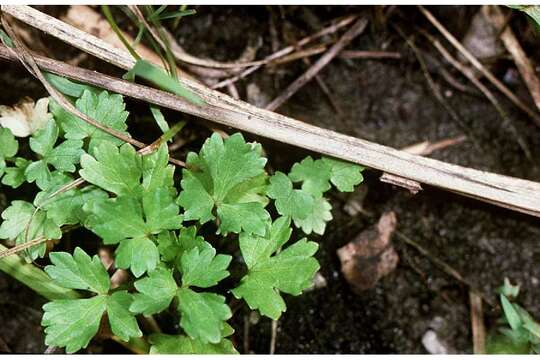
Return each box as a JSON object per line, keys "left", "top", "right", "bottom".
{"left": 0, "top": 5, "right": 539, "bottom": 354}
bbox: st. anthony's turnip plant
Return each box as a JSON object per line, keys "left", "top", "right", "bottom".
{"left": 0, "top": 88, "right": 363, "bottom": 354}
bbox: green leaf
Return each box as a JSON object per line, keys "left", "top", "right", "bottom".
{"left": 42, "top": 295, "right": 107, "bottom": 353}
{"left": 179, "top": 242, "right": 231, "bottom": 288}
{"left": 80, "top": 142, "right": 142, "bottom": 196}
{"left": 293, "top": 197, "right": 333, "bottom": 235}
{"left": 45, "top": 247, "right": 110, "bottom": 294}
{"left": 24, "top": 120, "right": 83, "bottom": 189}
{"left": 157, "top": 226, "right": 204, "bottom": 263}
{"left": 177, "top": 288, "right": 232, "bottom": 344}
{"left": 289, "top": 156, "right": 332, "bottom": 197}
{"left": 142, "top": 187, "right": 183, "bottom": 232}
{"left": 115, "top": 236, "right": 160, "bottom": 277}
{"left": 29, "top": 119, "right": 84, "bottom": 172}
{"left": 239, "top": 216, "right": 291, "bottom": 269}
{"left": 149, "top": 334, "right": 238, "bottom": 354}
{"left": 149, "top": 106, "right": 170, "bottom": 133}
{"left": 0, "top": 200, "right": 34, "bottom": 240}
{"left": 41, "top": 249, "right": 143, "bottom": 352}
{"left": 35, "top": 184, "right": 108, "bottom": 226}
{"left": 487, "top": 332, "right": 531, "bottom": 354}
{"left": 106, "top": 291, "right": 143, "bottom": 341}
{"left": 267, "top": 171, "right": 314, "bottom": 221}
{"left": 130, "top": 267, "right": 178, "bottom": 316}
{"left": 0, "top": 200, "right": 61, "bottom": 260}
{"left": 178, "top": 133, "right": 269, "bottom": 235}
{"left": 24, "top": 160, "right": 52, "bottom": 190}
{"left": 0, "top": 127, "right": 18, "bottom": 160}
{"left": 83, "top": 162, "right": 181, "bottom": 241}
{"left": 53, "top": 90, "right": 130, "bottom": 152}
{"left": 42, "top": 291, "right": 142, "bottom": 353}
{"left": 321, "top": 157, "right": 364, "bottom": 192}
{"left": 142, "top": 143, "right": 175, "bottom": 192}
{"left": 2, "top": 157, "right": 30, "bottom": 188}
{"left": 29, "top": 118, "right": 58, "bottom": 156}
{"left": 501, "top": 294, "right": 522, "bottom": 330}
{"left": 216, "top": 202, "right": 270, "bottom": 235}
{"left": 233, "top": 218, "right": 319, "bottom": 320}
{"left": 84, "top": 189, "right": 181, "bottom": 276}
{"left": 84, "top": 196, "right": 146, "bottom": 244}
{"left": 177, "top": 170, "right": 215, "bottom": 223}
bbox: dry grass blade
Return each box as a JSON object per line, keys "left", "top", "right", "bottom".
{"left": 469, "top": 290, "right": 486, "bottom": 354}
{"left": 265, "top": 17, "right": 368, "bottom": 111}
{"left": 487, "top": 5, "right": 540, "bottom": 114}
{"left": 418, "top": 5, "right": 540, "bottom": 127}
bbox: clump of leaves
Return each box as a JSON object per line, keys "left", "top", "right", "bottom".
{"left": 486, "top": 278, "right": 540, "bottom": 354}
{"left": 0, "top": 88, "right": 364, "bottom": 353}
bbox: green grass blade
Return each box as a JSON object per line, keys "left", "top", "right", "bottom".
{"left": 150, "top": 106, "right": 170, "bottom": 133}
{"left": 155, "top": 9, "right": 197, "bottom": 21}
{"left": 0, "top": 29, "right": 14, "bottom": 48}
{"left": 102, "top": 5, "right": 141, "bottom": 60}
{"left": 127, "top": 59, "right": 204, "bottom": 106}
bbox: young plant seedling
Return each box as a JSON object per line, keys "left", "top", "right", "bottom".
{"left": 0, "top": 88, "right": 364, "bottom": 353}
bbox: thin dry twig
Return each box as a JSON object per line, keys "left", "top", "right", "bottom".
{"left": 469, "top": 290, "right": 486, "bottom": 354}
{"left": 339, "top": 50, "right": 402, "bottom": 59}
{"left": 401, "top": 136, "right": 467, "bottom": 155}
{"left": 418, "top": 5, "right": 540, "bottom": 127}
{"left": 270, "top": 319, "right": 278, "bottom": 354}
{"left": 396, "top": 231, "right": 494, "bottom": 307}
{"left": 212, "top": 14, "right": 359, "bottom": 89}
{"left": 423, "top": 30, "right": 533, "bottom": 160}
{"left": 486, "top": 5, "right": 540, "bottom": 114}
{"left": 1, "top": 45, "right": 539, "bottom": 218}
{"left": 394, "top": 24, "right": 480, "bottom": 150}
{"left": 265, "top": 17, "right": 368, "bottom": 111}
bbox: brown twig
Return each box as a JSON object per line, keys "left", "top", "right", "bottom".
{"left": 265, "top": 17, "right": 368, "bottom": 111}
{"left": 418, "top": 5, "right": 540, "bottom": 127}
{"left": 1, "top": 45, "right": 539, "bottom": 217}
{"left": 469, "top": 290, "right": 486, "bottom": 354}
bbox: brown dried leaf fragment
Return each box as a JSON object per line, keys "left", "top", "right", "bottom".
{"left": 337, "top": 211, "right": 398, "bottom": 293}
